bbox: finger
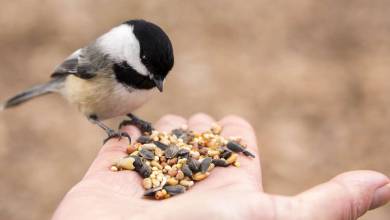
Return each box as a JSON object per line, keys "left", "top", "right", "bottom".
{"left": 84, "top": 125, "right": 141, "bottom": 178}
{"left": 294, "top": 170, "right": 390, "bottom": 220}
{"left": 154, "top": 114, "right": 187, "bottom": 132}
{"left": 188, "top": 113, "right": 216, "bottom": 132}
{"left": 219, "top": 115, "right": 262, "bottom": 189}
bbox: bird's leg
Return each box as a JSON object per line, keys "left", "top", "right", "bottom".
{"left": 88, "top": 115, "right": 131, "bottom": 144}
{"left": 119, "top": 113, "right": 154, "bottom": 134}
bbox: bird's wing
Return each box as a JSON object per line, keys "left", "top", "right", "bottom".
{"left": 51, "top": 48, "right": 97, "bottom": 79}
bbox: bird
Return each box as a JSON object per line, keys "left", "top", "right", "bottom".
{"left": 0, "top": 19, "right": 174, "bottom": 143}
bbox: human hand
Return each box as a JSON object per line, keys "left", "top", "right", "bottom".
{"left": 52, "top": 113, "right": 390, "bottom": 220}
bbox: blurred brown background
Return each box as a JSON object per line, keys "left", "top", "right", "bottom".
{"left": 0, "top": 0, "right": 389, "bottom": 219}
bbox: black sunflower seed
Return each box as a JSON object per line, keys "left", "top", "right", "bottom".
{"left": 172, "top": 128, "right": 192, "bottom": 143}
{"left": 153, "top": 141, "right": 168, "bottom": 151}
{"left": 181, "top": 164, "right": 193, "bottom": 177}
{"left": 187, "top": 158, "right": 200, "bottom": 172}
{"left": 220, "top": 149, "right": 232, "bottom": 159}
{"left": 164, "top": 185, "right": 186, "bottom": 196}
{"left": 200, "top": 157, "right": 212, "bottom": 173}
{"left": 172, "top": 128, "right": 186, "bottom": 138}
{"left": 137, "top": 135, "right": 152, "bottom": 144}
{"left": 212, "top": 159, "right": 229, "bottom": 167}
{"left": 243, "top": 150, "right": 255, "bottom": 158}
{"left": 165, "top": 145, "right": 179, "bottom": 159}
{"left": 177, "top": 148, "right": 190, "bottom": 158}
{"left": 139, "top": 148, "right": 155, "bottom": 160}
{"left": 144, "top": 185, "right": 162, "bottom": 196}
{"left": 137, "top": 163, "right": 152, "bottom": 178}
{"left": 227, "top": 141, "right": 245, "bottom": 153}
{"left": 130, "top": 155, "right": 143, "bottom": 170}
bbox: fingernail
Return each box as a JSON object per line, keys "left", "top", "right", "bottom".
{"left": 370, "top": 183, "right": 390, "bottom": 210}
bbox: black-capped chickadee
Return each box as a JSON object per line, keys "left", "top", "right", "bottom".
{"left": 1, "top": 19, "right": 174, "bottom": 143}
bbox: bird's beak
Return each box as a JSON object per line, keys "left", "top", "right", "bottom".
{"left": 152, "top": 77, "right": 164, "bottom": 92}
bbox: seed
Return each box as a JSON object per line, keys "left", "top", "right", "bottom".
{"left": 150, "top": 160, "right": 162, "bottom": 170}
{"left": 177, "top": 148, "right": 190, "bottom": 158}
{"left": 155, "top": 190, "right": 165, "bottom": 200}
{"left": 243, "top": 150, "right": 256, "bottom": 158}
{"left": 126, "top": 145, "right": 138, "bottom": 154}
{"left": 137, "top": 135, "right": 152, "bottom": 144}
{"left": 168, "top": 167, "right": 178, "bottom": 177}
{"left": 167, "top": 177, "right": 179, "bottom": 185}
{"left": 144, "top": 188, "right": 157, "bottom": 197}
{"left": 192, "top": 172, "right": 209, "bottom": 181}
{"left": 212, "top": 159, "right": 229, "bottom": 167}
{"left": 156, "top": 173, "right": 164, "bottom": 182}
{"left": 233, "top": 161, "right": 241, "bottom": 167}
{"left": 160, "top": 156, "right": 167, "bottom": 163}
{"left": 220, "top": 149, "right": 232, "bottom": 159}
{"left": 226, "top": 141, "right": 245, "bottom": 153}
{"left": 190, "top": 151, "right": 200, "bottom": 159}
{"left": 200, "top": 157, "right": 212, "bottom": 173}
{"left": 165, "top": 145, "right": 179, "bottom": 159}
{"left": 153, "top": 141, "right": 169, "bottom": 150}
{"left": 187, "top": 158, "right": 200, "bottom": 172}
{"left": 130, "top": 156, "right": 143, "bottom": 170}
{"left": 164, "top": 185, "right": 186, "bottom": 196}
{"left": 172, "top": 128, "right": 191, "bottom": 143}
{"left": 167, "top": 158, "right": 178, "bottom": 166}
{"left": 139, "top": 148, "right": 155, "bottom": 160}
{"left": 177, "top": 158, "right": 187, "bottom": 164}
{"left": 172, "top": 128, "right": 186, "bottom": 138}
{"left": 211, "top": 123, "right": 222, "bottom": 134}
{"left": 199, "top": 147, "right": 208, "bottom": 155}
{"left": 207, "top": 149, "right": 220, "bottom": 157}
{"left": 179, "top": 180, "right": 194, "bottom": 187}
{"left": 207, "top": 163, "right": 215, "bottom": 172}
{"left": 176, "top": 170, "right": 185, "bottom": 180}
{"left": 110, "top": 165, "right": 118, "bottom": 172}
{"left": 142, "top": 143, "right": 157, "bottom": 151}
{"left": 181, "top": 164, "right": 193, "bottom": 177}
{"left": 206, "top": 139, "right": 219, "bottom": 148}
{"left": 152, "top": 178, "right": 160, "bottom": 187}
{"left": 143, "top": 178, "right": 152, "bottom": 189}
{"left": 130, "top": 150, "right": 139, "bottom": 156}
{"left": 137, "top": 163, "right": 152, "bottom": 178}
{"left": 154, "top": 147, "right": 164, "bottom": 157}
{"left": 226, "top": 153, "right": 238, "bottom": 164}
{"left": 117, "top": 157, "right": 135, "bottom": 170}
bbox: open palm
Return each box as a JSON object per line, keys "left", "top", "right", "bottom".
{"left": 53, "top": 114, "right": 389, "bottom": 220}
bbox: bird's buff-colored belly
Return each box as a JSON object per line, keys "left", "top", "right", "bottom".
{"left": 62, "top": 75, "right": 154, "bottom": 120}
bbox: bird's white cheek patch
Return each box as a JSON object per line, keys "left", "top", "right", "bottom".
{"left": 97, "top": 24, "right": 149, "bottom": 76}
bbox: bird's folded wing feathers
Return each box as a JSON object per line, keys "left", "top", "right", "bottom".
{"left": 51, "top": 48, "right": 97, "bottom": 79}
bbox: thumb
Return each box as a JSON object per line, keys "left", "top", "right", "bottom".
{"left": 294, "top": 170, "right": 390, "bottom": 220}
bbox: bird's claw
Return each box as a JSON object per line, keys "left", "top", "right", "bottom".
{"left": 103, "top": 129, "right": 131, "bottom": 144}
{"left": 119, "top": 114, "right": 154, "bottom": 134}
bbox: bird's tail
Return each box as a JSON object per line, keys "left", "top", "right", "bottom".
{"left": 1, "top": 77, "right": 65, "bottom": 110}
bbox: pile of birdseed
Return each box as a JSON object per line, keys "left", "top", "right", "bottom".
{"left": 110, "top": 124, "right": 255, "bottom": 200}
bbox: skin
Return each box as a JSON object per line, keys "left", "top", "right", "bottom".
{"left": 52, "top": 113, "right": 390, "bottom": 220}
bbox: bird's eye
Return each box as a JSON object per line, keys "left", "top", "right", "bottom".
{"left": 141, "top": 55, "right": 147, "bottom": 61}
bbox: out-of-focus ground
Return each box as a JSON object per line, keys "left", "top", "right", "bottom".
{"left": 0, "top": 1, "right": 389, "bottom": 219}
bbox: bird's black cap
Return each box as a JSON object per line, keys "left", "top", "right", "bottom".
{"left": 125, "top": 19, "right": 174, "bottom": 80}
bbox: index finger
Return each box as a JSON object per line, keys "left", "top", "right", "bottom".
{"left": 219, "top": 115, "right": 262, "bottom": 189}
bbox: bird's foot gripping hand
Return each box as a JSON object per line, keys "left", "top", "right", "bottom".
{"left": 89, "top": 115, "right": 131, "bottom": 144}
{"left": 119, "top": 113, "right": 154, "bottom": 134}
{"left": 103, "top": 129, "right": 131, "bottom": 145}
